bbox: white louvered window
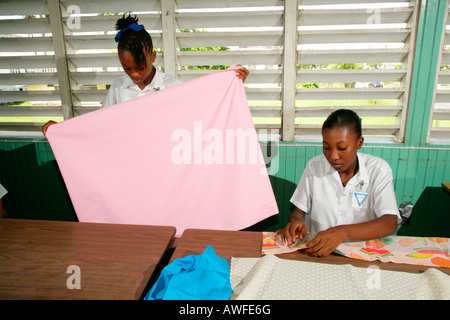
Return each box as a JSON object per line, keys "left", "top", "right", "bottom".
{"left": 0, "top": 0, "right": 422, "bottom": 143}
{"left": 429, "top": 3, "right": 450, "bottom": 144}
{"left": 174, "top": 1, "right": 284, "bottom": 140}
{"left": 0, "top": 0, "right": 60, "bottom": 135}
{"left": 293, "top": 0, "right": 419, "bottom": 143}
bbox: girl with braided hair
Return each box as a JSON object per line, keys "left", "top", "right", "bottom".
{"left": 101, "top": 14, "right": 183, "bottom": 108}
{"left": 42, "top": 14, "right": 249, "bottom": 134}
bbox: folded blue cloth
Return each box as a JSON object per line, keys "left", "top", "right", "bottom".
{"left": 144, "top": 245, "right": 232, "bottom": 300}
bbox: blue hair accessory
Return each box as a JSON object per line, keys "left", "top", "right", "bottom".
{"left": 115, "top": 23, "right": 145, "bottom": 42}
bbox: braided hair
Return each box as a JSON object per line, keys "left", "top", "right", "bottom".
{"left": 322, "top": 109, "right": 362, "bottom": 138}
{"left": 115, "top": 14, "right": 153, "bottom": 69}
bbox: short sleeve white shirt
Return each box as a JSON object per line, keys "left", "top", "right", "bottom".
{"left": 0, "top": 183, "right": 7, "bottom": 199}
{"left": 102, "top": 69, "right": 183, "bottom": 108}
{"left": 290, "top": 152, "right": 401, "bottom": 234}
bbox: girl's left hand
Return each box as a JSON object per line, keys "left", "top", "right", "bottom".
{"left": 235, "top": 66, "right": 249, "bottom": 82}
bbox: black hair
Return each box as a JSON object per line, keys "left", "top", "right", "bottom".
{"left": 115, "top": 14, "right": 153, "bottom": 69}
{"left": 322, "top": 109, "right": 362, "bottom": 138}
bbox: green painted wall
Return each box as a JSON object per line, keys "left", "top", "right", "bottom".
{"left": 250, "top": 143, "right": 450, "bottom": 231}
{"left": 0, "top": 140, "right": 76, "bottom": 222}
{"left": 1, "top": 140, "right": 448, "bottom": 232}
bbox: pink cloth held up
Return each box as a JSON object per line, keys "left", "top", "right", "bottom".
{"left": 47, "top": 66, "right": 278, "bottom": 236}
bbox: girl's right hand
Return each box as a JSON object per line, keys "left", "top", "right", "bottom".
{"left": 274, "top": 220, "right": 308, "bottom": 246}
{"left": 42, "top": 120, "right": 57, "bottom": 136}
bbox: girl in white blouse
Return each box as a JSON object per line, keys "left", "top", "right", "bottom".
{"left": 277, "top": 109, "right": 401, "bottom": 257}
{"left": 0, "top": 183, "right": 7, "bottom": 218}
{"left": 42, "top": 14, "right": 249, "bottom": 135}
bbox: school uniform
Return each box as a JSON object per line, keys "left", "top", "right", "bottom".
{"left": 0, "top": 183, "right": 7, "bottom": 199}
{"left": 102, "top": 69, "right": 182, "bottom": 108}
{"left": 290, "top": 152, "right": 401, "bottom": 234}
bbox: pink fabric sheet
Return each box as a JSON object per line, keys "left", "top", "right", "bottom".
{"left": 47, "top": 66, "right": 278, "bottom": 236}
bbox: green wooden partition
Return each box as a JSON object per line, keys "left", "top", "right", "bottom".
{"left": 1, "top": 140, "right": 449, "bottom": 232}
{"left": 397, "top": 186, "right": 450, "bottom": 238}
{"left": 0, "top": 140, "right": 76, "bottom": 222}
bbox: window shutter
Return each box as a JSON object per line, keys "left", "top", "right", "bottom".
{"left": 429, "top": 3, "right": 450, "bottom": 144}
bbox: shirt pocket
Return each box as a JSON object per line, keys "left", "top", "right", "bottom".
{"left": 351, "top": 191, "right": 369, "bottom": 210}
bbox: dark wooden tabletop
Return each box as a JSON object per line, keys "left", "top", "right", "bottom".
{"left": 0, "top": 219, "right": 176, "bottom": 299}
{"left": 170, "top": 228, "right": 263, "bottom": 262}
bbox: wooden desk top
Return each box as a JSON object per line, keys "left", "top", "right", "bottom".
{"left": 172, "top": 228, "right": 450, "bottom": 275}
{"left": 170, "top": 228, "right": 262, "bottom": 262}
{"left": 443, "top": 182, "right": 450, "bottom": 193}
{"left": 0, "top": 219, "right": 176, "bottom": 300}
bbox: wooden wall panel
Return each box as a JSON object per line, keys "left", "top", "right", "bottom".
{"left": 0, "top": 141, "right": 449, "bottom": 231}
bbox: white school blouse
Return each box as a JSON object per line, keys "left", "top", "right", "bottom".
{"left": 0, "top": 183, "right": 7, "bottom": 199}
{"left": 290, "top": 152, "right": 401, "bottom": 234}
{"left": 102, "top": 69, "right": 182, "bottom": 108}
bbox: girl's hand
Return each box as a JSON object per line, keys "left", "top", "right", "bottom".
{"left": 42, "top": 120, "right": 57, "bottom": 136}
{"left": 274, "top": 220, "right": 308, "bottom": 246}
{"left": 235, "top": 66, "right": 249, "bottom": 82}
{"left": 304, "top": 226, "right": 347, "bottom": 257}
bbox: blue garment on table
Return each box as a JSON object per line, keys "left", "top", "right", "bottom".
{"left": 144, "top": 245, "right": 232, "bottom": 300}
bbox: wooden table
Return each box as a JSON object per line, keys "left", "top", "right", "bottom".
{"left": 171, "top": 228, "right": 450, "bottom": 275}
{"left": 170, "top": 228, "right": 262, "bottom": 262}
{"left": 443, "top": 182, "right": 450, "bottom": 193}
{"left": 0, "top": 219, "right": 176, "bottom": 299}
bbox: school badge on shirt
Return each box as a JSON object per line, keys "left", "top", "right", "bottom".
{"left": 352, "top": 192, "right": 368, "bottom": 209}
